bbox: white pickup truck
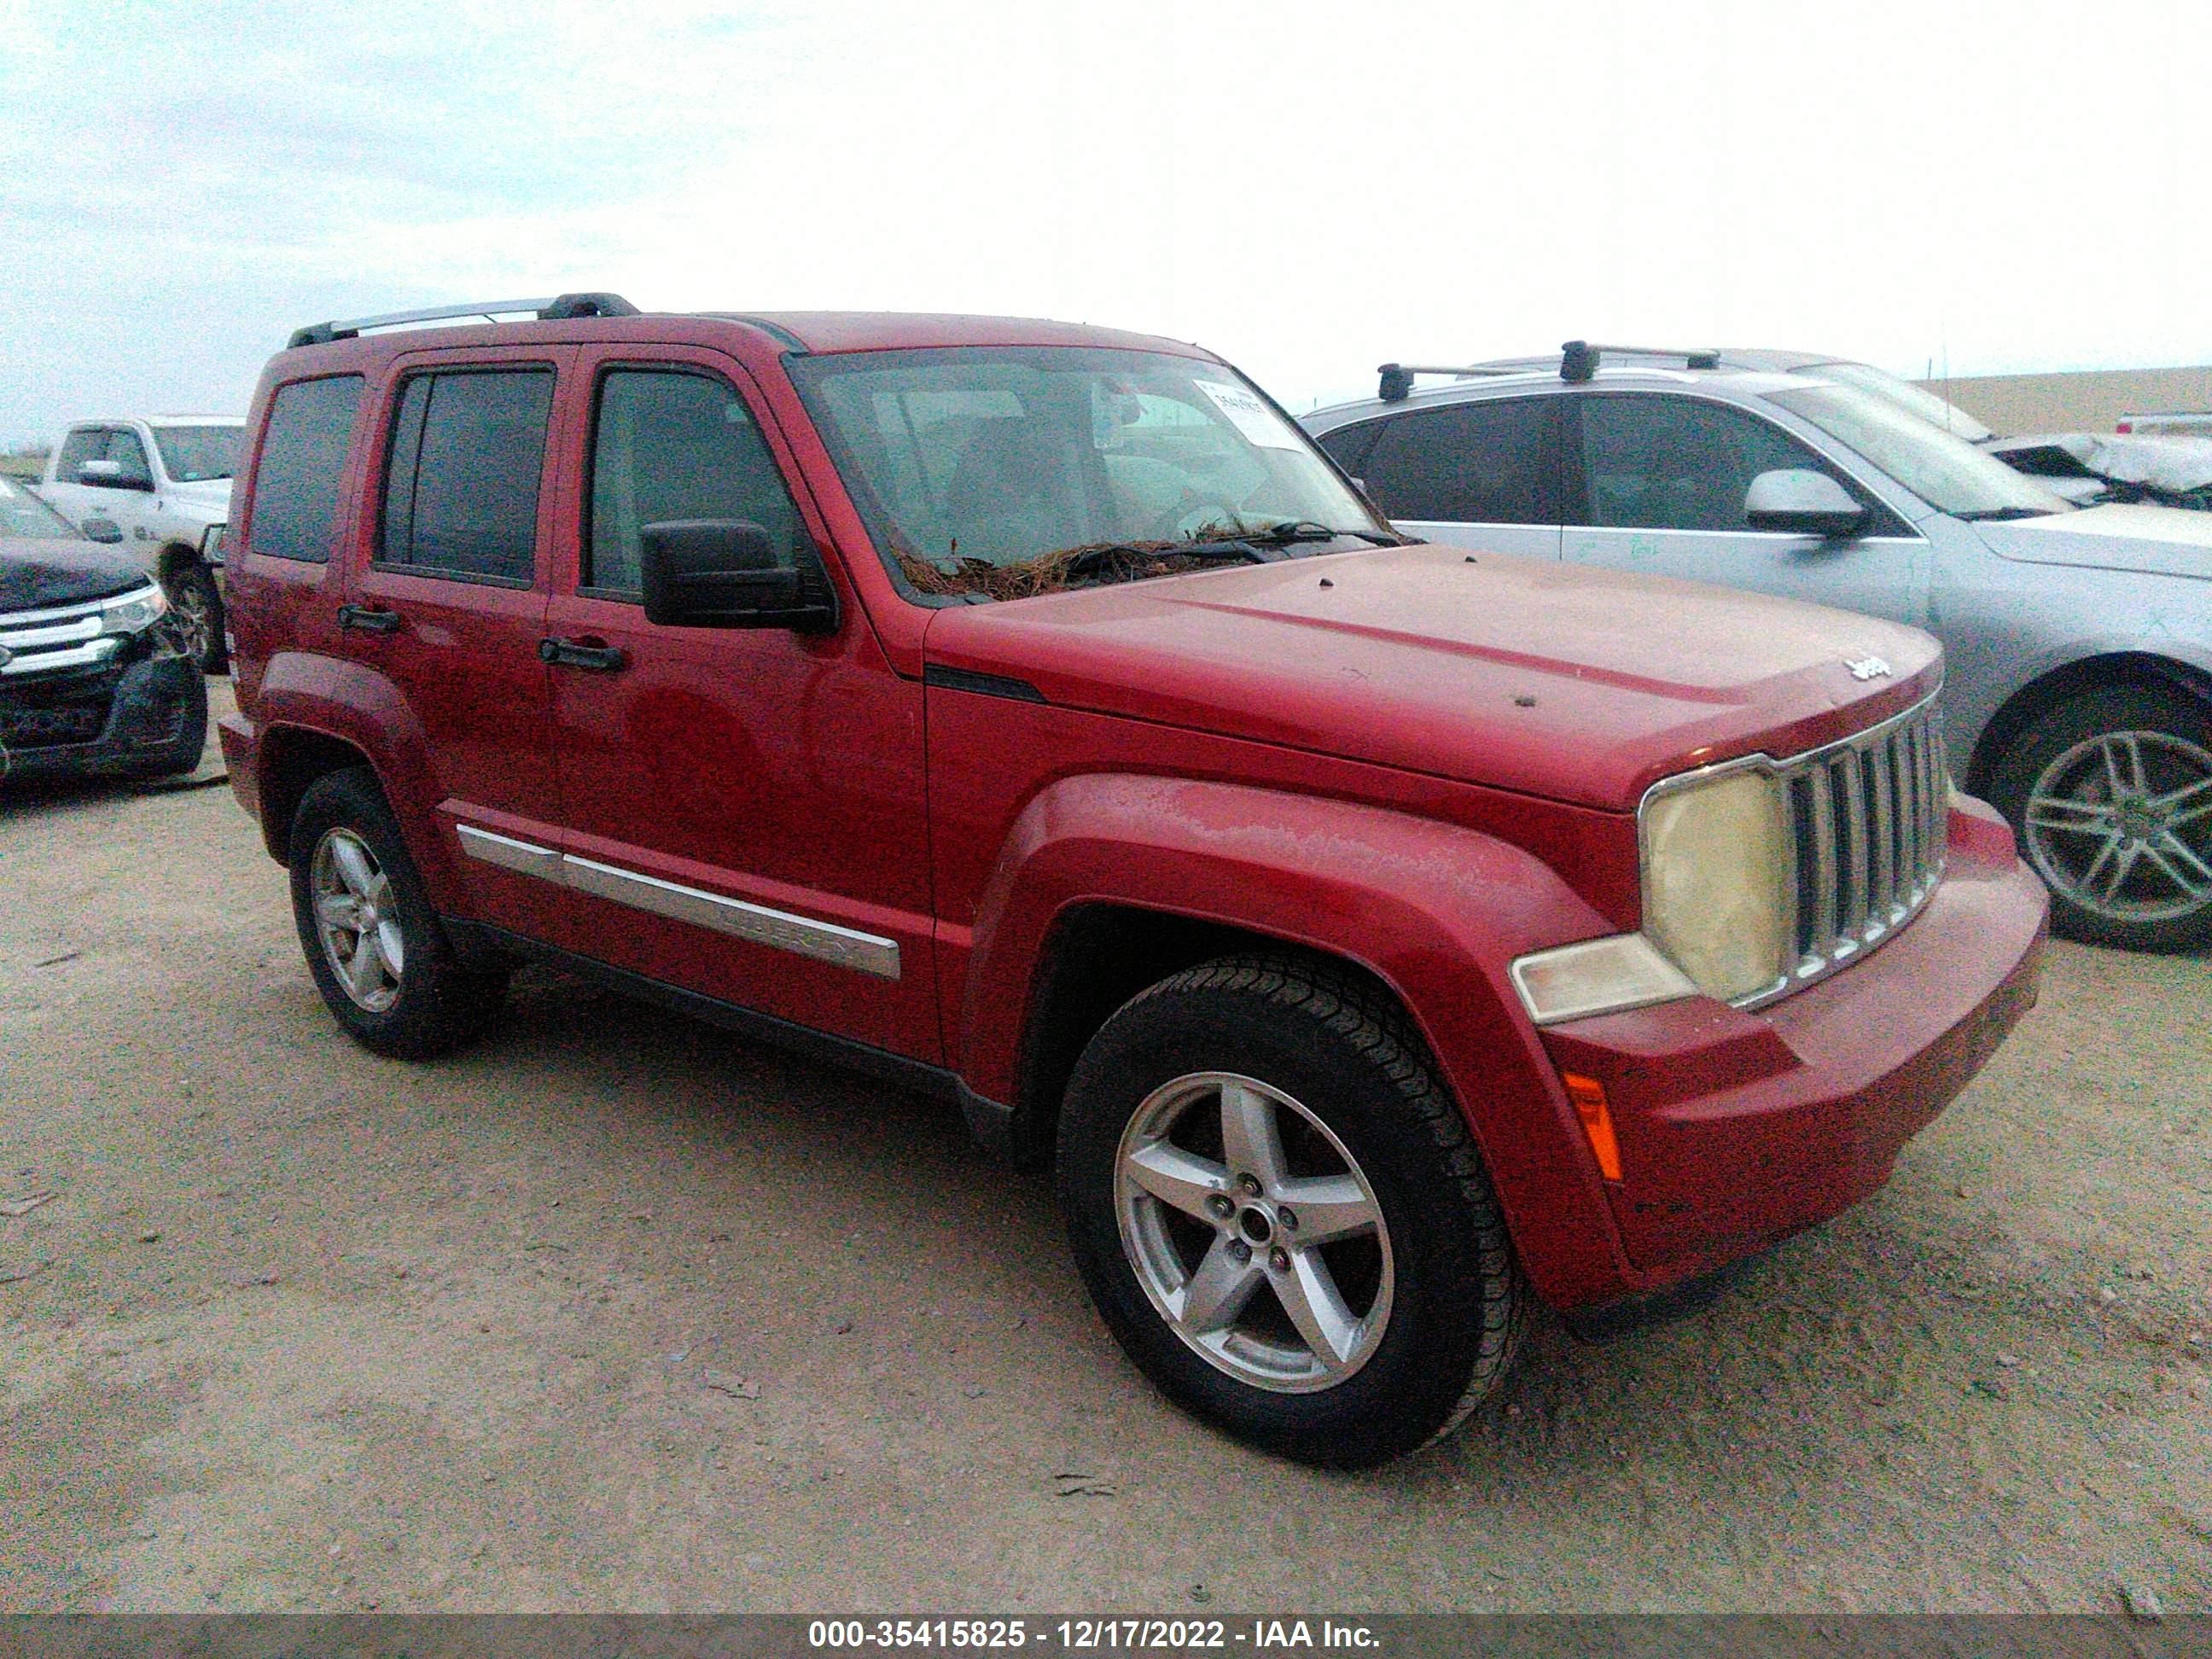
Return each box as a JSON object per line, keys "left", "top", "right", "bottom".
{"left": 41, "top": 416, "right": 242, "bottom": 672}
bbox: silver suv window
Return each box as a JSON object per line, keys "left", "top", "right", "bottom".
{"left": 1767, "top": 383, "right": 2067, "bottom": 520}
{"left": 1578, "top": 395, "right": 1823, "bottom": 532}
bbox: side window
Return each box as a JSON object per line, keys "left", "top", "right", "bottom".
{"left": 55, "top": 428, "right": 102, "bottom": 480}
{"left": 105, "top": 428, "right": 152, "bottom": 486}
{"left": 1314, "top": 421, "right": 1382, "bottom": 478}
{"left": 1357, "top": 399, "right": 1558, "bottom": 524}
{"left": 249, "top": 376, "right": 364, "bottom": 563}
{"left": 379, "top": 370, "right": 554, "bottom": 583}
{"left": 1578, "top": 396, "right": 1830, "bottom": 533}
{"left": 585, "top": 369, "right": 804, "bottom": 596}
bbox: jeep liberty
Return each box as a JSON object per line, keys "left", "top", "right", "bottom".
{"left": 218, "top": 295, "right": 2046, "bottom": 1466}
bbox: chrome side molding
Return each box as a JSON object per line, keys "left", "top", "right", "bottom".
{"left": 456, "top": 828, "right": 900, "bottom": 980}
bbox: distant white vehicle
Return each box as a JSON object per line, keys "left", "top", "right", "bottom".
{"left": 2116, "top": 410, "right": 2212, "bottom": 439}
{"left": 40, "top": 416, "right": 242, "bottom": 671}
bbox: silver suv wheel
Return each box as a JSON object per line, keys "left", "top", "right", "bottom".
{"left": 310, "top": 827, "right": 405, "bottom": 1011}
{"left": 1115, "top": 1069, "right": 1394, "bottom": 1393}
{"left": 2023, "top": 728, "right": 2212, "bottom": 924}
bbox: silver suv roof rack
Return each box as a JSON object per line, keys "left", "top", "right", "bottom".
{"left": 285, "top": 292, "right": 640, "bottom": 350}
{"left": 1377, "top": 340, "right": 1726, "bottom": 401}
{"left": 1557, "top": 340, "right": 1720, "bottom": 383}
{"left": 1374, "top": 362, "right": 1524, "bottom": 403}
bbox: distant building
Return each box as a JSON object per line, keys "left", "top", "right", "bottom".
{"left": 1915, "top": 365, "right": 2212, "bottom": 436}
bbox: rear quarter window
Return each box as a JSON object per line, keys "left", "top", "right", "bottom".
{"left": 249, "top": 376, "right": 364, "bottom": 563}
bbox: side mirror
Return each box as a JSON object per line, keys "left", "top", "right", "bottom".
{"left": 638, "top": 520, "right": 839, "bottom": 633}
{"left": 80, "top": 516, "right": 125, "bottom": 544}
{"left": 1744, "top": 469, "right": 1866, "bottom": 539}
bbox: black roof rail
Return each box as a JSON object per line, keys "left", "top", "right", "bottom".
{"left": 285, "top": 292, "right": 641, "bottom": 349}
{"left": 1558, "top": 340, "right": 1720, "bottom": 383}
{"left": 1375, "top": 362, "right": 1525, "bottom": 403}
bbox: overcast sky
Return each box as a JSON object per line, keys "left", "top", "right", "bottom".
{"left": 1, "top": 0, "right": 2205, "bottom": 446}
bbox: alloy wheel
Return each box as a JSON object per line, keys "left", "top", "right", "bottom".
{"left": 164, "top": 572, "right": 215, "bottom": 668}
{"left": 1115, "top": 1070, "right": 1394, "bottom": 1394}
{"left": 2022, "top": 729, "right": 2212, "bottom": 923}
{"left": 310, "top": 828, "right": 405, "bottom": 1011}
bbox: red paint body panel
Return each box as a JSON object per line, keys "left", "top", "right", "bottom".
{"left": 1539, "top": 799, "right": 2046, "bottom": 1299}
{"left": 222, "top": 309, "right": 2048, "bottom": 1318}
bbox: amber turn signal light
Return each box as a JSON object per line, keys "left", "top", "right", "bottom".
{"left": 1562, "top": 1072, "right": 1623, "bottom": 1182}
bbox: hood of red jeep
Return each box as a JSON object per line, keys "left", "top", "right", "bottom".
{"left": 921, "top": 543, "right": 1941, "bottom": 812}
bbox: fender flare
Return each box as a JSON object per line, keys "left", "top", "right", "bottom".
{"left": 248, "top": 650, "right": 459, "bottom": 905}
{"left": 953, "top": 771, "right": 1639, "bottom": 1306}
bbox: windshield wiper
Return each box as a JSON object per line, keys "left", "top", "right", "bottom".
{"left": 1953, "top": 506, "right": 2064, "bottom": 521}
{"left": 1243, "top": 519, "right": 1407, "bottom": 547}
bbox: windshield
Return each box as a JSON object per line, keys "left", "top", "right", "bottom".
{"left": 789, "top": 347, "right": 1387, "bottom": 599}
{"left": 1795, "top": 362, "right": 1994, "bottom": 444}
{"left": 1767, "top": 383, "right": 2069, "bottom": 519}
{"left": 0, "top": 477, "right": 82, "bottom": 539}
{"left": 149, "top": 424, "right": 242, "bottom": 483}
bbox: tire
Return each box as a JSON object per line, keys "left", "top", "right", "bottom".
{"left": 1056, "top": 952, "right": 1528, "bottom": 1468}
{"left": 131, "top": 672, "right": 208, "bottom": 779}
{"left": 1988, "top": 685, "right": 2212, "bottom": 953}
{"left": 287, "top": 766, "right": 509, "bottom": 1057}
{"left": 162, "top": 562, "right": 227, "bottom": 675}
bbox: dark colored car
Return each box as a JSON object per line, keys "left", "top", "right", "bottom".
{"left": 0, "top": 480, "right": 207, "bottom": 782}
{"left": 218, "top": 294, "right": 2044, "bottom": 1467}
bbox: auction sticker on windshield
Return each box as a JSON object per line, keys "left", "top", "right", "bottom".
{"left": 1196, "top": 380, "right": 1305, "bottom": 450}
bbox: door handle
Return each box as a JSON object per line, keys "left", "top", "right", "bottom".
{"left": 538, "top": 637, "right": 627, "bottom": 672}
{"left": 336, "top": 604, "right": 402, "bottom": 634}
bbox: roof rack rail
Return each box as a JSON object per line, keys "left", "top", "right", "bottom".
{"left": 1375, "top": 362, "right": 1525, "bottom": 403}
{"left": 285, "top": 291, "right": 640, "bottom": 350}
{"left": 1557, "top": 340, "right": 1720, "bottom": 383}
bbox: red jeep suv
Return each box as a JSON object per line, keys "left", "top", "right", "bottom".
{"left": 218, "top": 294, "right": 2046, "bottom": 1466}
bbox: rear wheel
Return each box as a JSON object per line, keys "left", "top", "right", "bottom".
{"left": 1990, "top": 686, "right": 2212, "bottom": 952}
{"left": 288, "top": 766, "right": 509, "bottom": 1057}
{"left": 1056, "top": 953, "right": 1526, "bottom": 1467}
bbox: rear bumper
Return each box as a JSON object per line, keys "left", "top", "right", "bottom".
{"left": 1536, "top": 798, "right": 2047, "bottom": 1307}
{"left": 0, "top": 655, "right": 205, "bottom": 781}
{"left": 218, "top": 707, "right": 262, "bottom": 824}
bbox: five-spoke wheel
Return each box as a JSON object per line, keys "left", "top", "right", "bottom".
{"left": 288, "top": 765, "right": 509, "bottom": 1057}
{"left": 310, "top": 827, "right": 406, "bottom": 1012}
{"left": 1058, "top": 954, "right": 1526, "bottom": 1468}
{"left": 1118, "top": 1071, "right": 1393, "bottom": 1392}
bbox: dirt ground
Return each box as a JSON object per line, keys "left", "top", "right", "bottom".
{"left": 2, "top": 685, "right": 2208, "bottom": 1616}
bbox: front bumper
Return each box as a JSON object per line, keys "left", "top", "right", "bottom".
{"left": 1536, "top": 796, "right": 2047, "bottom": 1305}
{"left": 0, "top": 654, "right": 206, "bottom": 781}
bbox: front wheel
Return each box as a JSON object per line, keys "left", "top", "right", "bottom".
{"left": 162, "top": 562, "right": 227, "bottom": 675}
{"left": 1989, "top": 686, "right": 2212, "bottom": 953}
{"left": 1056, "top": 954, "right": 1527, "bottom": 1468}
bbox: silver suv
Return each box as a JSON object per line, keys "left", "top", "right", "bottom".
{"left": 1304, "top": 343, "right": 2212, "bottom": 953}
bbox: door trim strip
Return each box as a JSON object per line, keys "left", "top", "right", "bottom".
{"left": 455, "top": 829, "right": 901, "bottom": 980}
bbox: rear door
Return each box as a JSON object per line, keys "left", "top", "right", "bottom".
{"left": 538, "top": 346, "right": 938, "bottom": 1059}
{"left": 344, "top": 348, "right": 571, "bottom": 938}
{"left": 1561, "top": 392, "right": 1930, "bottom": 627}
{"left": 1318, "top": 396, "right": 1565, "bottom": 559}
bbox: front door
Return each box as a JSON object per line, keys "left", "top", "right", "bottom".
{"left": 538, "top": 347, "right": 938, "bottom": 1061}
{"left": 344, "top": 348, "right": 570, "bottom": 940}
{"left": 1561, "top": 392, "right": 1930, "bottom": 628}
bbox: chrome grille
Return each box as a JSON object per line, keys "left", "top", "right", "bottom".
{"left": 1777, "top": 698, "right": 1947, "bottom": 992}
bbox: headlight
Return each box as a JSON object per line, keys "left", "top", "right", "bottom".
{"left": 201, "top": 523, "right": 227, "bottom": 565}
{"left": 1639, "top": 767, "right": 1790, "bottom": 1002}
{"left": 97, "top": 581, "right": 170, "bottom": 636}
{"left": 1511, "top": 764, "right": 1790, "bottom": 1026}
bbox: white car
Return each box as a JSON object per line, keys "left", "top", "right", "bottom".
{"left": 41, "top": 416, "right": 242, "bottom": 671}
